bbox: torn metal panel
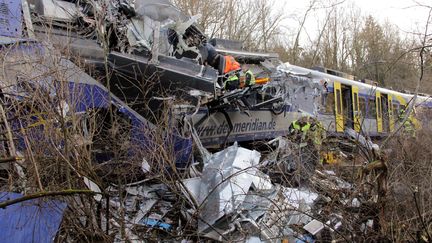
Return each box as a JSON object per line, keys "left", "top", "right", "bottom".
{"left": 215, "top": 47, "right": 279, "bottom": 63}
{"left": 132, "top": 199, "right": 158, "bottom": 224}
{"left": 0, "top": 0, "right": 23, "bottom": 37}
{"left": 30, "top": 0, "right": 80, "bottom": 21}
{"left": 134, "top": 0, "right": 186, "bottom": 22}
{"left": 83, "top": 177, "right": 103, "bottom": 202}
{"left": 345, "top": 127, "right": 377, "bottom": 151}
{"left": 0, "top": 192, "right": 67, "bottom": 243}
{"left": 257, "top": 187, "right": 301, "bottom": 238}
{"left": 269, "top": 64, "right": 324, "bottom": 116}
{"left": 303, "top": 219, "right": 325, "bottom": 235}
{"left": 240, "top": 190, "right": 278, "bottom": 221}
{"left": 227, "top": 185, "right": 304, "bottom": 241}
{"left": 168, "top": 15, "right": 204, "bottom": 62}
{"left": 108, "top": 51, "right": 217, "bottom": 98}
{"left": 197, "top": 143, "right": 261, "bottom": 232}
{"left": 282, "top": 187, "right": 318, "bottom": 219}
{"left": 283, "top": 188, "right": 318, "bottom": 224}
{"left": 126, "top": 17, "right": 153, "bottom": 51}
{"left": 33, "top": 27, "right": 106, "bottom": 62}
{"left": 251, "top": 170, "right": 273, "bottom": 191}
{"left": 180, "top": 177, "right": 201, "bottom": 206}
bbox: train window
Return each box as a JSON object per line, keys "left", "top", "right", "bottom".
{"left": 359, "top": 97, "right": 367, "bottom": 116}
{"left": 336, "top": 90, "right": 342, "bottom": 115}
{"left": 393, "top": 104, "right": 399, "bottom": 119}
{"left": 353, "top": 93, "right": 359, "bottom": 112}
{"left": 366, "top": 98, "right": 376, "bottom": 119}
{"left": 399, "top": 105, "right": 406, "bottom": 114}
{"left": 324, "top": 91, "right": 335, "bottom": 114}
{"left": 377, "top": 97, "right": 382, "bottom": 118}
{"left": 378, "top": 97, "right": 382, "bottom": 118}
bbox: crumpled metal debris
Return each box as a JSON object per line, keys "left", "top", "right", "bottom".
{"left": 266, "top": 63, "right": 324, "bottom": 116}
{"left": 304, "top": 219, "right": 325, "bottom": 235}
{"left": 195, "top": 142, "right": 262, "bottom": 232}
{"left": 263, "top": 136, "right": 319, "bottom": 186}
{"left": 176, "top": 142, "right": 326, "bottom": 242}
{"left": 345, "top": 127, "right": 377, "bottom": 151}
{"left": 134, "top": 0, "right": 185, "bottom": 22}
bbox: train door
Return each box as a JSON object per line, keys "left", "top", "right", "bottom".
{"left": 381, "top": 94, "right": 389, "bottom": 132}
{"left": 342, "top": 85, "right": 353, "bottom": 129}
{"left": 334, "top": 82, "right": 344, "bottom": 132}
{"left": 388, "top": 95, "right": 395, "bottom": 132}
{"left": 351, "top": 86, "right": 361, "bottom": 132}
{"left": 375, "top": 91, "right": 383, "bottom": 133}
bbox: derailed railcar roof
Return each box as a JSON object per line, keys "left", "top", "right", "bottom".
{"left": 0, "top": 38, "right": 155, "bottom": 129}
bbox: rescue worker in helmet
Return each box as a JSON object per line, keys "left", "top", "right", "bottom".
{"left": 288, "top": 116, "right": 325, "bottom": 184}
{"left": 289, "top": 116, "right": 326, "bottom": 165}
{"left": 223, "top": 55, "right": 241, "bottom": 91}
{"left": 289, "top": 116, "right": 312, "bottom": 142}
{"left": 242, "top": 64, "right": 256, "bottom": 87}
{"left": 224, "top": 71, "right": 241, "bottom": 91}
{"left": 309, "top": 118, "right": 326, "bottom": 149}
{"left": 290, "top": 117, "right": 325, "bottom": 144}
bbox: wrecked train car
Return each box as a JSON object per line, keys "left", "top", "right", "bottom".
{"left": 21, "top": 0, "right": 432, "bottom": 151}
{"left": 29, "top": 0, "right": 219, "bottom": 120}
{"left": 23, "top": 0, "right": 325, "bottom": 148}
{"left": 283, "top": 64, "right": 432, "bottom": 136}
{"left": 0, "top": 3, "right": 192, "bottom": 171}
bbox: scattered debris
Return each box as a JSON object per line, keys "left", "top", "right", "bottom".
{"left": 0, "top": 0, "right": 412, "bottom": 242}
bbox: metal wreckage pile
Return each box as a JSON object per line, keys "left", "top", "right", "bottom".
{"left": 0, "top": 0, "right": 390, "bottom": 242}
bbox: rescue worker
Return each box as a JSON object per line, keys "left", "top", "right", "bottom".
{"left": 201, "top": 42, "right": 219, "bottom": 67}
{"left": 289, "top": 117, "right": 312, "bottom": 142}
{"left": 288, "top": 116, "right": 320, "bottom": 185}
{"left": 223, "top": 55, "right": 241, "bottom": 91}
{"left": 309, "top": 118, "right": 326, "bottom": 165}
{"left": 223, "top": 55, "right": 241, "bottom": 74}
{"left": 242, "top": 64, "right": 256, "bottom": 87}
{"left": 398, "top": 109, "right": 416, "bottom": 138}
{"left": 290, "top": 117, "right": 325, "bottom": 144}
{"left": 310, "top": 118, "right": 326, "bottom": 148}
{"left": 224, "top": 71, "right": 240, "bottom": 91}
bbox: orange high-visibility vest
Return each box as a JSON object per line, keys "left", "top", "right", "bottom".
{"left": 223, "top": 55, "right": 240, "bottom": 74}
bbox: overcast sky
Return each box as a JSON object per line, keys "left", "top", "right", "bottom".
{"left": 277, "top": 0, "right": 431, "bottom": 39}
{"left": 350, "top": 0, "right": 430, "bottom": 31}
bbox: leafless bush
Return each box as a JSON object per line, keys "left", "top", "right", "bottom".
{"left": 382, "top": 127, "right": 432, "bottom": 242}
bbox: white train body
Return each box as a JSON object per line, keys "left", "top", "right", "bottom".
{"left": 191, "top": 63, "right": 431, "bottom": 146}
